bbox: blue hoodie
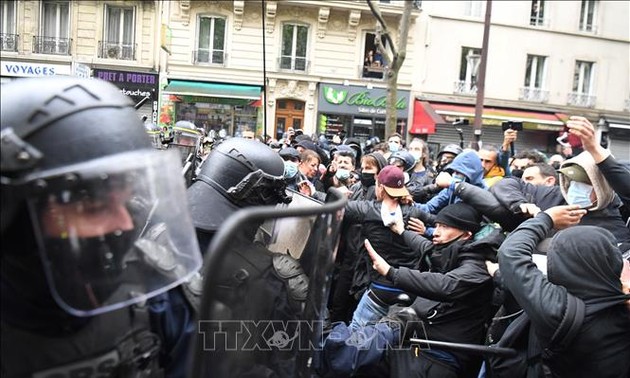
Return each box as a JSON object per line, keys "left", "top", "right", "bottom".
{"left": 415, "top": 150, "right": 486, "bottom": 215}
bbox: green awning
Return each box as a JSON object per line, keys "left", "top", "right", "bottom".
{"left": 163, "top": 80, "right": 261, "bottom": 100}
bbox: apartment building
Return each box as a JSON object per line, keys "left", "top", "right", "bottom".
{"left": 159, "top": 0, "right": 421, "bottom": 143}
{"left": 413, "top": 0, "right": 630, "bottom": 158}
{"left": 0, "top": 0, "right": 160, "bottom": 119}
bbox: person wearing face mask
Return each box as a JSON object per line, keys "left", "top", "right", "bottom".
{"left": 329, "top": 153, "right": 388, "bottom": 324}
{"left": 318, "top": 203, "right": 503, "bottom": 378}
{"left": 406, "top": 138, "right": 439, "bottom": 203}
{"left": 384, "top": 133, "right": 404, "bottom": 159}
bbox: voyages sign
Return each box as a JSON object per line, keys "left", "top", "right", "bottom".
{"left": 318, "top": 83, "right": 410, "bottom": 118}
{"left": 1, "top": 61, "right": 71, "bottom": 77}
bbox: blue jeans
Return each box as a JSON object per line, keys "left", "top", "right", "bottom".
{"left": 349, "top": 290, "right": 389, "bottom": 330}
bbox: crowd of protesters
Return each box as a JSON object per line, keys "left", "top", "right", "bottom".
{"left": 262, "top": 118, "right": 630, "bottom": 378}
{"left": 3, "top": 76, "right": 627, "bottom": 378}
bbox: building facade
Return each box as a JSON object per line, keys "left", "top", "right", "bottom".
{"left": 0, "top": 0, "right": 160, "bottom": 118}
{"left": 412, "top": 0, "right": 630, "bottom": 159}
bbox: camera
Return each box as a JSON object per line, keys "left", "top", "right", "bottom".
{"left": 501, "top": 121, "right": 523, "bottom": 132}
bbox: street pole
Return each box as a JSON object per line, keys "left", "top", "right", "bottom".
{"left": 473, "top": 0, "right": 492, "bottom": 151}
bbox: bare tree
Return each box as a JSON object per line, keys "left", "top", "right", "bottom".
{"left": 366, "top": 0, "right": 414, "bottom": 139}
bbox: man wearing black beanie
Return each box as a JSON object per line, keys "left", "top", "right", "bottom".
{"left": 321, "top": 203, "right": 503, "bottom": 378}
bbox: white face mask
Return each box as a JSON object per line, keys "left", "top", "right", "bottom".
{"left": 566, "top": 181, "right": 594, "bottom": 208}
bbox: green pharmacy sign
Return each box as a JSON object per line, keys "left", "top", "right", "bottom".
{"left": 320, "top": 85, "right": 409, "bottom": 117}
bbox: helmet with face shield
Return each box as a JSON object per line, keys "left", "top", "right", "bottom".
{"left": 187, "top": 138, "right": 291, "bottom": 239}
{"left": 1, "top": 77, "right": 202, "bottom": 317}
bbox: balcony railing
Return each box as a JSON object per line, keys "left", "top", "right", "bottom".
{"left": 277, "top": 57, "right": 310, "bottom": 73}
{"left": 32, "top": 36, "right": 71, "bottom": 55}
{"left": 567, "top": 92, "right": 596, "bottom": 108}
{"left": 519, "top": 87, "right": 549, "bottom": 103}
{"left": 453, "top": 80, "right": 477, "bottom": 95}
{"left": 98, "top": 41, "right": 136, "bottom": 60}
{"left": 360, "top": 64, "right": 388, "bottom": 80}
{"left": 192, "top": 49, "right": 226, "bottom": 65}
{"left": 530, "top": 16, "right": 549, "bottom": 27}
{"left": 1, "top": 33, "right": 18, "bottom": 52}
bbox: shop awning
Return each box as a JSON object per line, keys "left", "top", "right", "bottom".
{"left": 429, "top": 102, "right": 565, "bottom": 131}
{"left": 163, "top": 80, "right": 261, "bottom": 100}
{"left": 410, "top": 100, "right": 445, "bottom": 134}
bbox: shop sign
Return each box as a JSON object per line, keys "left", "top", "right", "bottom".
{"left": 318, "top": 83, "right": 409, "bottom": 118}
{"left": 1, "top": 60, "right": 71, "bottom": 77}
{"left": 72, "top": 62, "right": 91, "bottom": 78}
{"left": 93, "top": 68, "right": 159, "bottom": 105}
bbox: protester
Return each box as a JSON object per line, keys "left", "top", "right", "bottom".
{"left": 498, "top": 204, "right": 630, "bottom": 378}
{"left": 479, "top": 145, "right": 505, "bottom": 187}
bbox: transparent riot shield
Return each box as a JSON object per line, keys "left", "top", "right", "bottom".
{"left": 190, "top": 188, "right": 346, "bottom": 378}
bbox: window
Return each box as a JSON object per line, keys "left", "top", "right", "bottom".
{"left": 521, "top": 55, "right": 549, "bottom": 102}
{"left": 524, "top": 55, "right": 546, "bottom": 89}
{"left": 1, "top": 1, "right": 17, "bottom": 51}
{"left": 280, "top": 23, "right": 308, "bottom": 71}
{"left": 196, "top": 15, "right": 226, "bottom": 64}
{"left": 103, "top": 5, "right": 135, "bottom": 60}
{"left": 579, "top": 0, "right": 597, "bottom": 32}
{"left": 573, "top": 61, "right": 594, "bottom": 94}
{"left": 530, "top": 0, "right": 546, "bottom": 26}
{"left": 362, "top": 32, "right": 388, "bottom": 79}
{"left": 568, "top": 60, "right": 596, "bottom": 107}
{"left": 36, "top": 1, "right": 70, "bottom": 55}
{"left": 455, "top": 47, "right": 481, "bottom": 95}
{"left": 464, "top": 1, "right": 483, "bottom": 17}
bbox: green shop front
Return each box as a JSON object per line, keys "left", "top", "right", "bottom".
{"left": 159, "top": 80, "right": 263, "bottom": 137}
{"left": 317, "top": 83, "right": 410, "bottom": 143}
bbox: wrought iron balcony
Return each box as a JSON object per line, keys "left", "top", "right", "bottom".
{"left": 277, "top": 57, "right": 310, "bottom": 73}
{"left": 567, "top": 92, "right": 596, "bottom": 108}
{"left": 519, "top": 87, "right": 549, "bottom": 103}
{"left": 453, "top": 80, "right": 477, "bottom": 95}
{"left": 360, "top": 63, "right": 388, "bottom": 80}
{"left": 32, "top": 36, "right": 71, "bottom": 55}
{"left": 192, "top": 49, "right": 226, "bottom": 65}
{"left": 98, "top": 41, "right": 136, "bottom": 60}
{"left": 1, "top": 34, "right": 18, "bottom": 52}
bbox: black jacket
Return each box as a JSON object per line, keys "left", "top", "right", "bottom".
{"left": 498, "top": 215, "right": 630, "bottom": 378}
{"left": 388, "top": 230, "right": 503, "bottom": 374}
{"left": 491, "top": 177, "right": 630, "bottom": 244}
{"left": 344, "top": 201, "right": 434, "bottom": 287}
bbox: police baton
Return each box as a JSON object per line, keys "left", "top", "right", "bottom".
{"left": 409, "top": 338, "right": 518, "bottom": 357}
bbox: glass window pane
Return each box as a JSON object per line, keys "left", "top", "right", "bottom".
{"left": 1, "top": 2, "right": 16, "bottom": 33}
{"left": 212, "top": 50, "right": 223, "bottom": 64}
{"left": 199, "top": 17, "right": 210, "bottom": 49}
{"left": 280, "top": 56, "right": 292, "bottom": 70}
{"left": 296, "top": 25, "right": 308, "bottom": 57}
{"left": 583, "top": 62, "right": 592, "bottom": 93}
{"left": 60, "top": 2, "right": 70, "bottom": 38}
{"left": 213, "top": 18, "right": 225, "bottom": 50}
{"left": 123, "top": 9, "right": 134, "bottom": 44}
{"left": 278, "top": 100, "right": 287, "bottom": 109}
{"left": 573, "top": 62, "right": 582, "bottom": 92}
{"left": 43, "top": 3, "right": 57, "bottom": 37}
{"left": 525, "top": 55, "right": 533, "bottom": 87}
{"left": 282, "top": 24, "right": 294, "bottom": 56}
{"left": 535, "top": 57, "right": 545, "bottom": 87}
{"left": 292, "top": 118, "right": 302, "bottom": 129}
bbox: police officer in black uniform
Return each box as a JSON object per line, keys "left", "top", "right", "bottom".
{"left": 1, "top": 77, "right": 202, "bottom": 377}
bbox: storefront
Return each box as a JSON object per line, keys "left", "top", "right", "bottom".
{"left": 413, "top": 99, "right": 566, "bottom": 156}
{"left": 0, "top": 59, "right": 72, "bottom": 84}
{"left": 160, "top": 80, "right": 262, "bottom": 137}
{"left": 317, "top": 83, "right": 410, "bottom": 144}
{"left": 604, "top": 118, "right": 630, "bottom": 161}
{"left": 93, "top": 68, "right": 159, "bottom": 123}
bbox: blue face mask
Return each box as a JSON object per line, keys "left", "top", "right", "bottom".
{"left": 388, "top": 142, "right": 400, "bottom": 153}
{"left": 336, "top": 169, "right": 351, "bottom": 182}
{"left": 566, "top": 181, "right": 594, "bottom": 208}
{"left": 283, "top": 161, "right": 298, "bottom": 179}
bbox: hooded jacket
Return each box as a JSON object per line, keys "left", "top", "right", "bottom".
{"left": 415, "top": 150, "right": 486, "bottom": 215}
{"left": 387, "top": 229, "right": 504, "bottom": 375}
{"left": 499, "top": 215, "right": 630, "bottom": 378}
{"left": 559, "top": 152, "right": 615, "bottom": 212}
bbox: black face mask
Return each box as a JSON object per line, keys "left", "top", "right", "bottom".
{"left": 360, "top": 172, "right": 376, "bottom": 188}
{"left": 511, "top": 169, "right": 524, "bottom": 179}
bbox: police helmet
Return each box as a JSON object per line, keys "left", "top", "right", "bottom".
{"left": 388, "top": 150, "right": 416, "bottom": 173}
{"left": 188, "top": 138, "right": 291, "bottom": 231}
{"left": 1, "top": 77, "right": 202, "bottom": 316}
{"left": 437, "top": 144, "right": 463, "bottom": 159}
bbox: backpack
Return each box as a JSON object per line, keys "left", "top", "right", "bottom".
{"left": 484, "top": 293, "right": 585, "bottom": 378}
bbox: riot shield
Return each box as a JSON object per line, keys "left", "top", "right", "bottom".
{"left": 190, "top": 188, "right": 346, "bottom": 378}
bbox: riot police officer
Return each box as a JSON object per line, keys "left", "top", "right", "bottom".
{"left": 1, "top": 77, "right": 202, "bottom": 377}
